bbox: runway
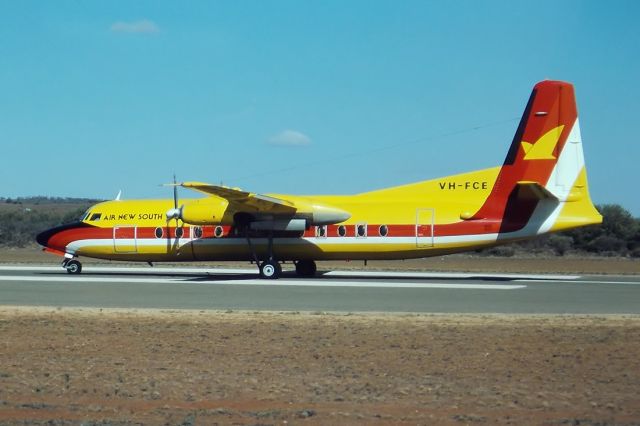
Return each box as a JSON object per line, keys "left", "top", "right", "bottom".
{"left": 0, "top": 265, "right": 639, "bottom": 314}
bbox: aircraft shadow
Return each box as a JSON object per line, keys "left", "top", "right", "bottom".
{"left": 36, "top": 271, "right": 259, "bottom": 281}
{"left": 186, "top": 271, "right": 534, "bottom": 283}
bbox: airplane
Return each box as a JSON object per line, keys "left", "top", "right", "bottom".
{"left": 36, "top": 80, "right": 602, "bottom": 279}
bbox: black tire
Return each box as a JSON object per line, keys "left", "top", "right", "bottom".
{"left": 295, "top": 260, "right": 317, "bottom": 277}
{"left": 65, "top": 259, "right": 82, "bottom": 274}
{"left": 259, "top": 260, "right": 282, "bottom": 279}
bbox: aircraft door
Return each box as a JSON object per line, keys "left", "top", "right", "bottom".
{"left": 188, "top": 225, "right": 204, "bottom": 260}
{"left": 415, "top": 208, "right": 434, "bottom": 248}
{"left": 113, "top": 225, "right": 138, "bottom": 253}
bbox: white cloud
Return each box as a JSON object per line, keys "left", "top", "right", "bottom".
{"left": 110, "top": 19, "right": 160, "bottom": 34}
{"left": 268, "top": 129, "right": 312, "bottom": 147}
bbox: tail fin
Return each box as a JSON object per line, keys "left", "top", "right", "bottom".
{"left": 474, "top": 80, "right": 601, "bottom": 233}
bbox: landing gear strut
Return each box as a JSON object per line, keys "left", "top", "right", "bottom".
{"left": 245, "top": 228, "right": 282, "bottom": 279}
{"left": 63, "top": 259, "right": 82, "bottom": 274}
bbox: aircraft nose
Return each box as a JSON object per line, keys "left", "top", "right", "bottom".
{"left": 36, "top": 228, "right": 54, "bottom": 247}
{"left": 36, "top": 222, "right": 85, "bottom": 248}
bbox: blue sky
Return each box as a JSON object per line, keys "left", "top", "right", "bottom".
{"left": 1, "top": 1, "right": 639, "bottom": 215}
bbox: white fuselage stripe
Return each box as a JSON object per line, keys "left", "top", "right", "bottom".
{"left": 65, "top": 233, "right": 506, "bottom": 253}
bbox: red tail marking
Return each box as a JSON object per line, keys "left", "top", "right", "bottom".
{"left": 473, "top": 80, "right": 578, "bottom": 224}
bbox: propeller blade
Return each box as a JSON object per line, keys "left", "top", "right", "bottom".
{"left": 172, "top": 175, "right": 181, "bottom": 243}
{"left": 173, "top": 174, "right": 178, "bottom": 210}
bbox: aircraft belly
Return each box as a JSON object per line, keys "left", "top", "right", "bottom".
{"left": 190, "top": 237, "right": 438, "bottom": 261}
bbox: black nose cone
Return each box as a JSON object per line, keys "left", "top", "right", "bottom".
{"left": 36, "top": 222, "right": 87, "bottom": 248}
{"left": 36, "top": 228, "right": 54, "bottom": 247}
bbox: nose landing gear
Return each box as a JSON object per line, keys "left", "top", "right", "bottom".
{"left": 62, "top": 258, "right": 82, "bottom": 274}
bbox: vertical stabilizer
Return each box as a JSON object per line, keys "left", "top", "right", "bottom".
{"left": 473, "top": 81, "right": 601, "bottom": 233}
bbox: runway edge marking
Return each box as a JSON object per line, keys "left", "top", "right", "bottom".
{"left": 0, "top": 265, "right": 578, "bottom": 281}
{"left": 0, "top": 275, "right": 526, "bottom": 289}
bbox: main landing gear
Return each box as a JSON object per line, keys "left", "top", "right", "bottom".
{"left": 244, "top": 227, "right": 317, "bottom": 279}
{"left": 258, "top": 259, "right": 317, "bottom": 279}
{"left": 62, "top": 258, "right": 82, "bottom": 274}
{"left": 259, "top": 260, "right": 282, "bottom": 279}
{"left": 245, "top": 228, "right": 281, "bottom": 279}
{"left": 259, "top": 259, "right": 317, "bottom": 279}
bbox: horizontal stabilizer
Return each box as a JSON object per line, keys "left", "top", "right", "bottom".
{"left": 515, "top": 181, "right": 558, "bottom": 201}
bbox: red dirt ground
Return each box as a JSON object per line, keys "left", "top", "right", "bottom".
{"left": 1, "top": 308, "right": 639, "bottom": 425}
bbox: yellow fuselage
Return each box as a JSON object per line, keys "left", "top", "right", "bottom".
{"left": 48, "top": 166, "right": 599, "bottom": 263}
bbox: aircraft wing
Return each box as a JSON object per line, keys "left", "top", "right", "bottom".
{"left": 180, "top": 182, "right": 297, "bottom": 213}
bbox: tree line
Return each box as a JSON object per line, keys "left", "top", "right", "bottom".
{"left": 0, "top": 198, "right": 98, "bottom": 247}
{"left": 478, "top": 204, "right": 640, "bottom": 257}
{"left": 0, "top": 197, "right": 638, "bottom": 257}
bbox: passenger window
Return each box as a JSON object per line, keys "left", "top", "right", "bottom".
{"left": 379, "top": 225, "right": 389, "bottom": 237}
{"left": 356, "top": 223, "right": 367, "bottom": 238}
{"left": 337, "top": 225, "right": 347, "bottom": 237}
{"left": 316, "top": 225, "right": 327, "bottom": 238}
{"left": 175, "top": 227, "right": 184, "bottom": 238}
{"left": 155, "top": 227, "right": 164, "bottom": 239}
{"left": 193, "top": 226, "right": 203, "bottom": 239}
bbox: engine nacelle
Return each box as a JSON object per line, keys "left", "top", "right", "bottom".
{"left": 168, "top": 200, "right": 229, "bottom": 225}
{"left": 308, "top": 204, "right": 351, "bottom": 226}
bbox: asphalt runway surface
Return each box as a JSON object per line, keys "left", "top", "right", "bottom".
{"left": 0, "top": 265, "right": 639, "bottom": 314}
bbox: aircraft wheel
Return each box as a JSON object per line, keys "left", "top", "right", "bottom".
{"left": 295, "top": 260, "right": 317, "bottom": 277}
{"left": 65, "top": 259, "right": 82, "bottom": 274}
{"left": 259, "top": 260, "right": 282, "bottom": 279}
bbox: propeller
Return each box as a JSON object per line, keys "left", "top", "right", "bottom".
{"left": 164, "top": 174, "right": 183, "bottom": 253}
{"left": 165, "top": 174, "right": 183, "bottom": 221}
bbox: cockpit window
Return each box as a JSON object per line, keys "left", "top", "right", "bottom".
{"left": 81, "top": 210, "right": 91, "bottom": 221}
{"left": 89, "top": 213, "right": 102, "bottom": 221}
